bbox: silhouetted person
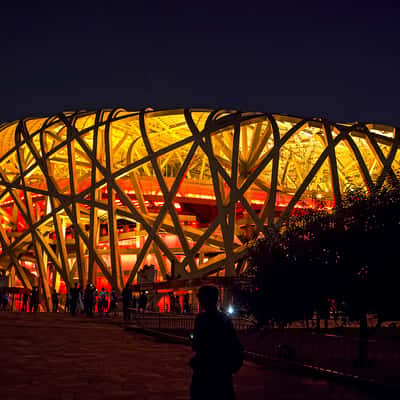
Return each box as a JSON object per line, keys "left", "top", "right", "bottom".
{"left": 92, "top": 287, "right": 97, "bottom": 312}
{"left": 122, "top": 283, "right": 132, "bottom": 321}
{"left": 108, "top": 289, "right": 117, "bottom": 316}
{"left": 169, "top": 292, "right": 175, "bottom": 313}
{"left": 190, "top": 285, "right": 243, "bottom": 400}
{"left": 30, "top": 287, "right": 40, "bottom": 312}
{"left": 51, "top": 289, "right": 59, "bottom": 312}
{"left": 175, "top": 295, "right": 181, "bottom": 313}
{"left": 65, "top": 291, "right": 71, "bottom": 312}
{"left": 70, "top": 283, "right": 79, "bottom": 315}
{"left": 2, "top": 292, "right": 9, "bottom": 310}
{"left": 76, "top": 285, "right": 84, "bottom": 313}
{"left": 183, "top": 293, "right": 190, "bottom": 314}
{"left": 84, "top": 283, "right": 95, "bottom": 317}
{"left": 22, "top": 291, "right": 29, "bottom": 312}
{"left": 98, "top": 287, "right": 108, "bottom": 314}
{"left": 138, "top": 291, "right": 147, "bottom": 312}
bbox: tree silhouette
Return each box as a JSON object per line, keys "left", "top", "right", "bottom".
{"left": 246, "top": 185, "right": 400, "bottom": 365}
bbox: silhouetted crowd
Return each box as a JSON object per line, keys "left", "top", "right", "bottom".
{"left": 64, "top": 282, "right": 122, "bottom": 317}
{"left": 18, "top": 283, "right": 121, "bottom": 316}
{"left": 15, "top": 284, "right": 198, "bottom": 316}
{"left": 17, "top": 282, "right": 149, "bottom": 317}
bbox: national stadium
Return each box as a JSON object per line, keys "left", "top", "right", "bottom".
{"left": 0, "top": 108, "right": 398, "bottom": 310}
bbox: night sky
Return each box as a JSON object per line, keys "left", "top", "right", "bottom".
{"left": 1, "top": 1, "right": 400, "bottom": 125}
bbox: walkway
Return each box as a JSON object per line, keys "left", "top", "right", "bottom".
{"left": 0, "top": 313, "right": 377, "bottom": 399}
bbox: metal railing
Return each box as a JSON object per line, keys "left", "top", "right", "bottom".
{"left": 128, "top": 309, "right": 255, "bottom": 331}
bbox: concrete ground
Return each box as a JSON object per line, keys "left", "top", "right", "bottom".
{"left": 0, "top": 313, "right": 379, "bottom": 399}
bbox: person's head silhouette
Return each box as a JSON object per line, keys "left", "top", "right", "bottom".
{"left": 198, "top": 285, "right": 219, "bottom": 312}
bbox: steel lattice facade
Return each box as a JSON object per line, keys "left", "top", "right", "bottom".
{"left": 0, "top": 108, "right": 399, "bottom": 309}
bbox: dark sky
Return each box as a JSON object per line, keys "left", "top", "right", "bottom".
{"left": 1, "top": 1, "right": 400, "bottom": 125}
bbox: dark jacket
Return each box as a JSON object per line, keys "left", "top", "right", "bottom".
{"left": 190, "top": 310, "right": 243, "bottom": 400}
{"left": 191, "top": 310, "right": 243, "bottom": 374}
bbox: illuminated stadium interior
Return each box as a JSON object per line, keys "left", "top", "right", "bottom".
{"left": 0, "top": 108, "right": 398, "bottom": 309}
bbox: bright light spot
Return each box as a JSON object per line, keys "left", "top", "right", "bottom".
{"left": 227, "top": 305, "right": 234, "bottom": 315}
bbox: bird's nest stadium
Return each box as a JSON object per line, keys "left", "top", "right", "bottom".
{"left": 0, "top": 108, "right": 398, "bottom": 310}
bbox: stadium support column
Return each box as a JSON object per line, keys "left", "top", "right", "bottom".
{"left": 9, "top": 267, "right": 15, "bottom": 311}
{"left": 105, "top": 115, "right": 123, "bottom": 291}
{"left": 67, "top": 126, "right": 87, "bottom": 287}
{"left": 87, "top": 129, "right": 102, "bottom": 287}
{"left": 108, "top": 187, "right": 123, "bottom": 291}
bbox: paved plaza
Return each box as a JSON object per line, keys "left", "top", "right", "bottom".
{"left": 0, "top": 313, "right": 378, "bottom": 400}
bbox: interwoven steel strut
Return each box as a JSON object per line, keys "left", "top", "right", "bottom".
{"left": 0, "top": 108, "right": 398, "bottom": 310}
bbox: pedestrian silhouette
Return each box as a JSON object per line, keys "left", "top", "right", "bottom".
{"left": 70, "top": 283, "right": 79, "bottom": 315}
{"left": 84, "top": 283, "right": 96, "bottom": 317}
{"left": 30, "top": 286, "right": 40, "bottom": 312}
{"left": 76, "top": 284, "right": 85, "bottom": 313}
{"left": 65, "top": 290, "right": 71, "bottom": 312}
{"left": 122, "top": 283, "right": 133, "bottom": 321}
{"left": 1, "top": 291, "right": 9, "bottom": 310}
{"left": 51, "top": 289, "right": 59, "bottom": 313}
{"left": 22, "top": 291, "right": 29, "bottom": 312}
{"left": 169, "top": 292, "right": 175, "bottom": 313}
{"left": 132, "top": 294, "right": 137, "bottom": 310}
{"left": 98, "top": 287, "right": 108, "bottom": 314}
{"left": 175, "top": 295, "right": 181, "bottom": 313}
{"left": 138, "top": 291, "right": 147, "bottom": 313}
{"left": 108, "top": 289, "right": 118, "bottom": 316}
{"left": 190, "top": 285, "right": 243, "bottom": 400}
{"left": 183, "top": 293, "right": 190, "bottom": 314}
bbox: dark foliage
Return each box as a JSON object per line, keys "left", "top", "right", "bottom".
{"left": 246, "top": 186, "right": 400, "bottom": 327}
